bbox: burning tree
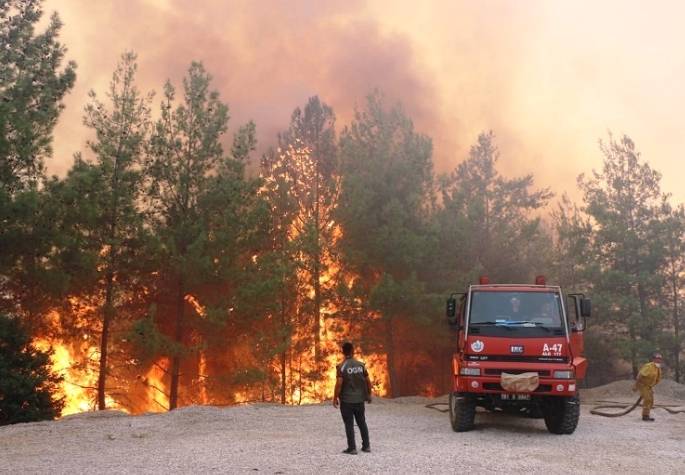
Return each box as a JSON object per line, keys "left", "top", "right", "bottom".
{"left": 253, "top": 151, "right": 301, "bottom": 403}
{"left": 278, "top": 97, "right": 338, "bottom": 368}
{"left": 80, "top": 52, "right": 152, "bottom": 410}
{"left": 259, "top": 96, "right": 343, "bottom": 402}
{"left": 142, "top": 62, "right": 263, "bottom": 409}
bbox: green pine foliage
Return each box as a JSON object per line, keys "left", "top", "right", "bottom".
{"left": 0, "top": 314, "right": 64, "bottom": 424}
{"left": 143, "top": 62, "right": 266, "bottom": 408}
{"left": 0, "top": 0, "right": 76, "bottom": 192}
{"left": 336, "top": 92, "right": 434, "bottom": 397}
{"left": 578, "top": 134, "right": 668, "bottom": 377}
{"left": 0, "top": 0, "right": 76, "bottom": 323}
{"left": 437, "top": 131, "right": 553, "bottom": 286}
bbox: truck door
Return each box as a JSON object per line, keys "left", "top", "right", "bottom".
{"left": 567, "top": 294, "right": 590, "bottom": 358}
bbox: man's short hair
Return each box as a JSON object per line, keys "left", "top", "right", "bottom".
{"left": 651, "top": 351, "right": 663, "bottom": 360}
{"left": 342, "top": 341, "right": 354, "bottom": 356}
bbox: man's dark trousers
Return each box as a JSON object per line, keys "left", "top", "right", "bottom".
{"left": 340, "top": 401, "right": 369, "bottom": 450}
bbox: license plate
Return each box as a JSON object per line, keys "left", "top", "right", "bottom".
{"left": 501, "top": 393, "right": 530, "bottom": 400}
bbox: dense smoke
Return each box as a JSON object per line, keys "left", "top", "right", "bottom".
{"left": 44, "top": 0, "right": 685, "bottom": 202}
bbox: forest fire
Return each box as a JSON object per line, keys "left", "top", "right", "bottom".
{"left": 142, "top": 359, "right": 170, "bottom": 412}
{"left": 33, "top": 335, "right": 123, "bottom": 416}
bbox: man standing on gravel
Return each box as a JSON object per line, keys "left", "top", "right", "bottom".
{"left": 333, "top": 342, "right": 372, "bottom": 454}
{"left": 634, "top": 352, "right": 663, "bottom": 422}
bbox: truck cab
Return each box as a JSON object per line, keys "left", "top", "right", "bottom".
{"left": 445, "top": 276, "right": 591, "bottom": 434}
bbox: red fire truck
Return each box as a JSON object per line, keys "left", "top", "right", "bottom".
{"left": 445, "top": 276, "right": 591, "bottom": 434}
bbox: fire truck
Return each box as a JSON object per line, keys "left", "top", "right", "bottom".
{"left": 445, "top": 276, "right": 591, "bottom": 434}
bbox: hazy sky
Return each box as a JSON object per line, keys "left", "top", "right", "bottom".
{"left": 43, "top": 0, "right": 685, "bottom": 203}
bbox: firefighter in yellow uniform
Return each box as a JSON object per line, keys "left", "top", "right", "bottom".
{"left": 634, "top": 352, "right": 662, "bottom": 421}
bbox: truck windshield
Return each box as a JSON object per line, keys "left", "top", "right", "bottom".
{"left": 469, "top": 291, "right": 564, "bottom": 335}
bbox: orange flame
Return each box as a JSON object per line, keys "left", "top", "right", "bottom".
{"left": 34, "top": 335, "right": 123, "bottom": 416}
{"left": 142, "top": 358, "right": 169, "bottom": 412}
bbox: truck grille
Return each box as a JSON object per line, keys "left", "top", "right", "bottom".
{"left": 483, "top": 369, "right": 551, "bottom": 377}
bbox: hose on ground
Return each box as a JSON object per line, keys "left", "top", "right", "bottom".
{"left": 426, "top": 399, "right": 685, "bottom": 417}
{"left": 425, "top": 402, "right": 449, "bottom": 413}
{"left": 589, "top": 398, "right": 685, "bottom": 417}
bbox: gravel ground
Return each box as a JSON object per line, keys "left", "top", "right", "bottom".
{"left": 1, "top": 389, "right": 684, "bottom": 474}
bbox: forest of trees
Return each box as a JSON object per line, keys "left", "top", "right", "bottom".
{"left": 1, "top": 1, "right": 683, "bottom": 417}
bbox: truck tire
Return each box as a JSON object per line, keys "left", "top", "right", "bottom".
{"left": 449, "top": 392, "right": 476, "bottom": 432}
{"left": 542, "top": 396, "right": 580, "bottom": 434}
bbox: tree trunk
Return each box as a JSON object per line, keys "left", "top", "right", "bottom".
{"left": 280, "top": 300, "right": 288, "bottom": 405}
{"left": 673, "top": 272, "right": 681, "bottom": 383}
{"left": 313, "top": 145, "right": 322, "bottom": 366}
{"left": 385, "top": 316, "right": 400, "bottom": 398}
{"left": 98, "top": 136, "right": 123, "bottom": 410}
{"left": 629, "top": 321, "right": 638, "bottom": 378}
{"left": 97, "top": 272, "right": 115, "bottom": 410}
{"left": 169, "top": 278, "right": 185, "bottom": 410}
{"left": 279, "top": 271, "right": 289, "bottom": 404}
{"left": 280, "top": 348, "right": 287, "bottom": 404}
{"left": 313, "top": 257, "right": 322, "bottom": 364}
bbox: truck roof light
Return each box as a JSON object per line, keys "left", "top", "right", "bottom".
{"left": 535, "top": 275, "right": 546, "bottom": 285}
{"left": 479, "top": 276, "right": 490, "bottom": 285}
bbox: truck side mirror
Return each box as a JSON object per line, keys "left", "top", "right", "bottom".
{"left": 446, "top": 297, "right": 457, "bottom": 325}
{"left": 580, "top": 298, "right": 591, "bottom": 317}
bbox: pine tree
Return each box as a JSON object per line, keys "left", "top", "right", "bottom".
{"left": 144, "top": 62, "right": 261, "bottom": 409}
{"left": 336, "top": 92, "right": 433, "bottom": 397}
{"left": 437, "top": 131, "right": 553, "bottom": 284}
{"left": 260, "top": 97, "right": 338, "bottom": 393}
{"left": 260, "top": 146, "right": 302, "bottom": 403}
{"left": 579, "top": 133, "right": 667, "bottom": 376}
{"left": 0, "top": 0, "right": 76, "bottom": 322}
{"left": 0, "top": 314, "right": 64, "bottom": 424}
{"left": 0, "top": 0, "right": 76, "bottom": 192}
{"left": 660, "top": 203, "right": 685, "bottom": 382}
{"left": 80, "top": 52, "right": 152, "bottom": 410}
{"left": 549, "top": 194, "right": 592, "bottom": 289}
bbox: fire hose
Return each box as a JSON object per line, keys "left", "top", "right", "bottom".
{"left": 425, "top": 399, "right": 685, "bottom": 416}
{"left": 589, "top": 398, "right": 685, "bottom": 417}
{"left": 425, "top": 402, "right": 449, "bottom": 413}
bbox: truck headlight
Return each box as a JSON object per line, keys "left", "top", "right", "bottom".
{"left": 553, "top": 370, "right": 574, "bottom": 379}
{"left": 460, "top": 367, "right": 481, "bottom": 376}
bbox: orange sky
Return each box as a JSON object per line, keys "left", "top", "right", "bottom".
{"left": 44, "top": 0, "right": 685, "bottom": 204}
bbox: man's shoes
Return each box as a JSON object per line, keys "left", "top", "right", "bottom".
{"left": 342, "top": 448, "right": 358, "bottom": 455}
{"left": 642, "top": 415, "right": 655, "bottom": 422}
{"left": 361, "top": 446, "right": 371, "bottom": 453}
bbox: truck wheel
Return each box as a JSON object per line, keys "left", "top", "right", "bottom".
{"left": 542, "top": 396, "right": 580, "bottom": 434}
{"left": 449, "top": 392, "right": 476, "bottom": 432}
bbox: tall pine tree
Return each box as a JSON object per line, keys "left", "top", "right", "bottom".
{"left": 579, "top": 133, "right": 667, "bottom": 376}
{"left": 336, "top": 92, "right": 433, "bottom": 397}
{"left": 81, "top": 52, "right": 152, "bottom": 409}
{"left": 437, "top": 131, "right": 552, "bottom": 285}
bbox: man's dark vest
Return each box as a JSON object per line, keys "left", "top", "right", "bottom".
{"left": 338, "top": 357, "right": 368, "bottom": 403}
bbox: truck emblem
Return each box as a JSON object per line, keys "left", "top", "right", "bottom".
{"left": 471, "top": 340, "right": 484, "bottom": 353}
{"left": 510, "top": 345, "right": 524, "bottom": 353}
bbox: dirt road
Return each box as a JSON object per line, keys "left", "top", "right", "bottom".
{"left": 1, "top": 395, "right": 684, "bottom": 474}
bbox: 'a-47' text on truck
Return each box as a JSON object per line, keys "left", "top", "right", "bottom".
{"left": 445, "top": 276, "right": 591, "bottom": 434}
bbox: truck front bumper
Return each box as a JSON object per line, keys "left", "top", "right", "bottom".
{"left": 454, "top": 376, "right": 578, "bottom": 397}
